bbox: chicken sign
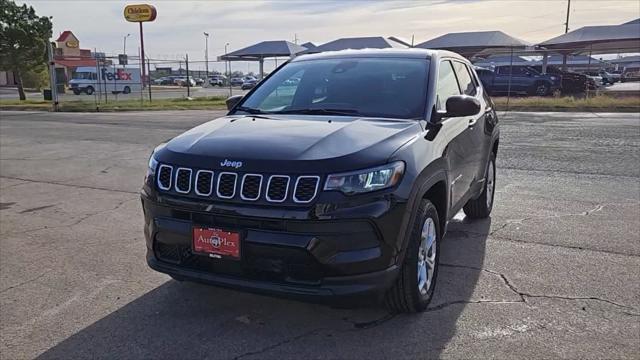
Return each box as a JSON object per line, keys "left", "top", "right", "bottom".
{"left": 123, "top": 4, "right": 157, "bottom": 23}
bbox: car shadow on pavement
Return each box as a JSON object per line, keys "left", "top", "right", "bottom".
{"left": 38, "top": 216, "right": 489, "bottom": 359}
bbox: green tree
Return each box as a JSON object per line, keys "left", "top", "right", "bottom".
{"left": 0, "top": 0, "right": 52, "bottom": 100}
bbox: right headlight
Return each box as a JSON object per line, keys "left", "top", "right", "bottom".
{"left": 324, "top": 161, "right": 405, "bottom": 195}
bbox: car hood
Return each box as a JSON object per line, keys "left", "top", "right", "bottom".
{"left": 157, "top": 115, "right": 421, "bottom": 173}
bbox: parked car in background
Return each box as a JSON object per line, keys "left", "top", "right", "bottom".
{"left": 476, "top": 65, "right": 561, "bottom": 96}
{"left": 153, "top": 76, "right": 175, "bottom": 85}
{"left": 622, "top": 68, "right": 640, "bottom": 82}
{"left": 230, "top": 77, "right": 244, "bottom": 86}
{"left": 174, "top": 76, "right": 196, "bottom": 87}
{"left": 596, "top": 70, "right": 620, "bottom": 85}
{"left": 583, "top": 72, "right": 604, "bottom": 88}
{"left": 241, "top": 78, "right": 258, "bottom": 90}
{"left": 209, "top": 75, "right": 227, "bottom": 86}
{"left": 194, "top": 78, "right": 205, "bottom": 86}
{"left": 530, "top": 65, "right": 587, "bottom": 95}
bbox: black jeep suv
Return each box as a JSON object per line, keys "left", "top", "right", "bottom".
{"left": 141, "top": 49, "right": 499, "bottom": 313}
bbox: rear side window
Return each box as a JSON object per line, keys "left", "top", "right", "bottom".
{"left": 436, "top": 60, "right": 461, "bottom": 111}
{"left": 452, "top": 61, "right": 477, "bottom": 96}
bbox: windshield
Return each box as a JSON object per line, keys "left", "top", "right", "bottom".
{"left": 237, "top": 57, "right": 429, "bottom": 119}
{"left": 72, "top": 72, "right": 96, "bottom": 80}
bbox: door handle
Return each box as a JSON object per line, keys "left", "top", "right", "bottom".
{"left": 468, "top": 118, "right": 477, "bottom": 127}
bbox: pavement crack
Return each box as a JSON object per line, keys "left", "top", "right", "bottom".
{"left": 490, "top": 234, "right": 640, "bottom": 258}
{"left": 19, "top": 204, "right": 57, "bottom": 214}
{"left": 341, "top": 313, "right": 397, "bottom": 329}
{"left": 0, "top": 176, "right": 137, "bottom": 195}
{"left": 232, "top": 328, "right": 322, "bottom": 360}
{"left": 440, "top": 263, "right": 638, "bottom": 313}
{"left": 0, "top": 272, "right": 47, "bottom": 294}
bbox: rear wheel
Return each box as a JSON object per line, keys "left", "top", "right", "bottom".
{"left": 534, "top": 83, "right": 549, "bottom": 96}
{"left": 385, "top": 199, "right": 440, "bottom": 313}
{"left": 123, "top": 86, "right": 131, "bottom": 94}
{"left": 463, "top": 153, "right": 496, "bottom": 219}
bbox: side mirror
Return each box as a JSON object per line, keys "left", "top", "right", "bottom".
{"left": 225, "top": 95, "right": 243, "bottom": 111}
{"left": 442, "top": 95, "right": 481, "bottom": 118}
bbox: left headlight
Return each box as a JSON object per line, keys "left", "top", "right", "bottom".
{"left": 324, "top": 161, "right": 405, "bottom": 195}
{"left": 145, "top": 143, "right": 165, "bottom": 181}
{"left": 549, "top": 75, "right": 558, "bottom": 81}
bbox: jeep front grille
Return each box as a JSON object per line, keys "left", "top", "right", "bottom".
{"left": 175, "top": 168, "right": 192, "bottom": 193}
{"left": 155, "top": 165, "right": 320, "bottom": 204}
{"left": 293, "top": 176, "right": 320, "bottom": 203}
{"left": 240, "top": 174, "right": 262, "bottom": 201}
{"left": 266, "top": 175, "right": 289, "bottom": 203}
{"left": 157, "top": 165, "right": 173, "bottom": 190}
{"left": 195, "top": 170, "right": 214, "bottom": 196}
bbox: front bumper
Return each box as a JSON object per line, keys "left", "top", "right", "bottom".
{"left": 141, "top": 188, "right": 406, "bottom": 301}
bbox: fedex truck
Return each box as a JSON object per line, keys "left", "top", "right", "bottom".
{"left": 69, "top": 66, "right": 142, "bottom": 95}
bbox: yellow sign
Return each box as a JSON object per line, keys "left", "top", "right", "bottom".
{"left": 65, "top": 40, "right": 79, "bottom": 48}
{"left": 124, "top": 4, "right": 157, "bottom": 22}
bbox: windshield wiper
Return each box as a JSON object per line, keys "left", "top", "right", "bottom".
{"left": 274, "top": 108, "right": 362, "bottom": 116}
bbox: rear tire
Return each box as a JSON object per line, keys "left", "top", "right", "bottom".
{"left": 123, "top": 86, "right": 131, "bottom": 94}
{"left": 533, "top": 83, "right": 549, "bottom": 96}
{"left": 385, "top": 199, "right": 440, "bottom": 313}
{"left": 463, "top": 153, "right": 496, "bottom": 219}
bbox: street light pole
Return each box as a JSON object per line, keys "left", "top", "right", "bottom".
{"left": 123, "top": 33, "right": 130, "bottom": 55}
{"left": 204, "top": 32, "right": 209, "bottom": 79}
{"left": 225, "top": 43, "right": 231, "bottom": 96}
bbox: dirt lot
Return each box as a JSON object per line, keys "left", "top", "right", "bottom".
{"left": 1, "top": 110, "right": 638, "bottom": 359}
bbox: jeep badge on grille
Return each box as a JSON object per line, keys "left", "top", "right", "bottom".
{"left": 220, "top": 159, "right": 243, "bottom": 168}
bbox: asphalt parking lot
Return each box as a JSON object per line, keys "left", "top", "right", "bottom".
{"left": 1, "top": 110, "right": 638, "bottom": 359}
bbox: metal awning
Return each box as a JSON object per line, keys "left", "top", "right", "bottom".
{"left": 415, "top": 31, "right": 530, "bottom": 58}
{"left": 218, "top": 40, "right": 307, "bottom": 78}
{"left": 301, "top": 37, "right": 406, "bottom": 54}
{"left": 218, "top": 40, "right": 307, "bottom": 61}
{"left": 538, "top": 23, "right": 640, "bottom": 54}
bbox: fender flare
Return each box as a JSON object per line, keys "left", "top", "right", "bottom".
{"left": 394, "top": 158, "right": 449, "bottom": 263}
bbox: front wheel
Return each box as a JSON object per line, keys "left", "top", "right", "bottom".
{"left": 463, "top": 153, "right": 496, "bottom": 219}
{"left": 84, "top": 86, "right": 94, "bottom": 95}
{"left": 385, "top": 199, "right": 440, "bottom": 313}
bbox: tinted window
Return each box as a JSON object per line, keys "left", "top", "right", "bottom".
{"left": 452, "top": 61, "right": 477, "bottom": 96}
{"left": 436, "top": 60, "right": 461, "bottom": 111}
{"left": 239, "top": 58, "right": 429, "bottom": 119}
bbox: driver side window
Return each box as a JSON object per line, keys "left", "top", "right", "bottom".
{"left": 436, "top": 60, "right": 462, "bottom": 111}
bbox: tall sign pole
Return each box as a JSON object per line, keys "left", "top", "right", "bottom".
{"left": 139, "top": 22, "right": 146, "bottom": 86}
{"left": 124, "top": 4, "right": 157, "bottom": 88}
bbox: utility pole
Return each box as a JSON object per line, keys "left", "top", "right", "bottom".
{"left": 185, "top": 53, "right": 190, "bottom": 97}
{"left": 293, "top": 33, "right": 298, "bottom": 45}
{"left": 47, "top": 41, "right": 59, "bottom": 111}
{"left": 562, "top": 0, "right": 571, "bottom": 70}
{"left": 123, "top": 33, "right": 130, "bottom": 55}
{"left": 564, "top": 0, "right": 571, "bottom": 33}
{"left": 225, "top": 43, "right": 231, "bottom": 97}
{"left": 204, "top": 32, "right": 210, "bottom": 80}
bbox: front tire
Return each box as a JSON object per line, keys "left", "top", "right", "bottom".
{"left": 84, "top": 86, "right": 94, "bottom": 95}
{"left": 463, "top": 153, "right": 496, "bottom": 219}
{"left": 385, "top": 199, "right": 440, "bottom": 313}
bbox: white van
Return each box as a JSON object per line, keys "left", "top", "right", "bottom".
{"left": 69, "top": 66, "right": 142, "bottom": 95}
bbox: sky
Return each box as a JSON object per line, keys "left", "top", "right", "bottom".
{"left": 22, "top": 0, "right": 640, "bottom": 73}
